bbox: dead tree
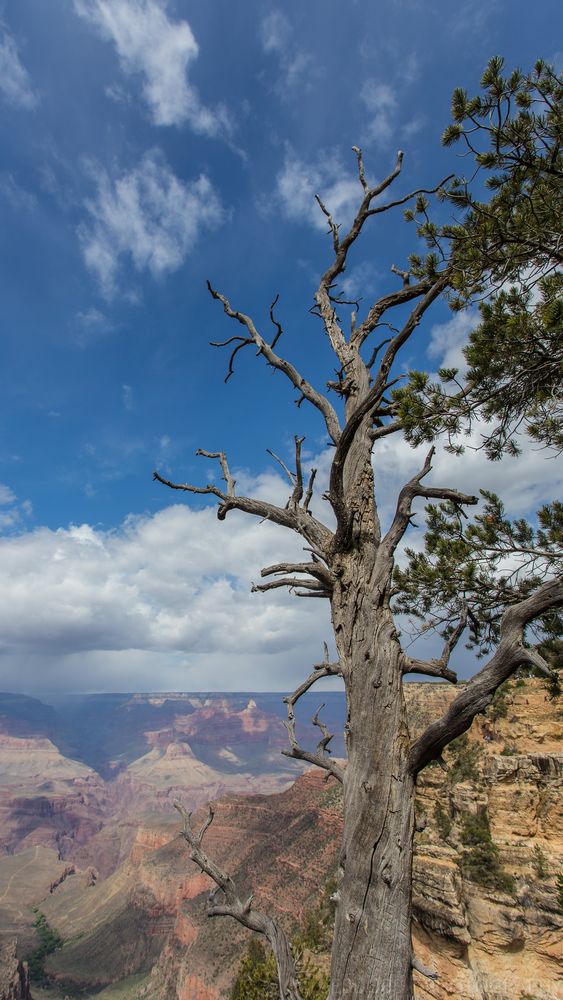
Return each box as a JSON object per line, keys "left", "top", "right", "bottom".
{"left": 155, "top": 146, "right": 563, "bottom": 1000}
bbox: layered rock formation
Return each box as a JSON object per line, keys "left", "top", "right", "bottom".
{"left": 3, "top": 681, "right": 562, "bottom": 999}
{"left": 0, "top": 694, "right": 305, "bottom": 874}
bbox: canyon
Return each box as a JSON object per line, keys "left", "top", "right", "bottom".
{"left": 0, "top": 681, "right": 561, "bottom": 999}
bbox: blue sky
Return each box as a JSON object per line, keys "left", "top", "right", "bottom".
{"left": 0, "top": 0, "right": 560, "bottom": 695}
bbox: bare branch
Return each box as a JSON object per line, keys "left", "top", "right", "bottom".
{"left": 369, "top": 418, "right": 403, "bottom": 441}
{"left": 174, "top": 801, "right": 303, "bottom": 1000}
{"left": 154, "top": 450, "right": 334, "bottom": 553}
{"left": 366, "top": 336, "right": 392, "bottom": 370}
{"left": 269, "top": 293, "right": 283, "bottom": 351}
{"left": 290, "top": 436, "right": 305, "bottom": 507}
{"left": 196, "top": 449, "right": 236, "bottom": 495}
{"left": 403, "top": 658, "right": 458, "bottom": 684}
{"left": 207, "top": 281, "right": 342, "bottom": 445}
{"left": 153, "top": 469, "right": 225, "bottom": 503}
{"left": 314, "top": 149, "right": 405, "bottom": 366}
{"left": 303, "top": 467, "right": 317, "bottom": 512}
{"left": 260, "top": 561, "right": 335, "bottom": 588}
{"left": 409, "top": 577, "right": 563, "bottom": 774}
{"left": 266, "top": 448, "right": 295, "bottom": 487}
{"left": 315, "top": 194, "right": 340, "bottom": 253}
{"left": 352, "top": 146, "right": 369, "bottom": 193}
{"left": 252, "top": 576, "right": 329, "bottom": 595}
{"left": 381, "top": 447, "right": 478, "bottom": 559}
{"left": 329, "top": 278, "right": 449, "bottom": 548}
{"left": 353, "top": 278, "right": 439, "bottom": 351}
{"left": 403, "top": 606, "right": 467, "bottom": 683}
{"left": 312, "top": 702, "right": 334, "bottom": 755}
{"left": 282, "top": 658, "right": 344, "bottom": 782}
{"left": 365, "top": 173, "right": 454, "bottom": 220}
{"left": 391, "top": 264, "right": 411, "bottom": 286}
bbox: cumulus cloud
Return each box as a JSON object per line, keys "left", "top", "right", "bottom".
{"left": 275, "top": 148, "right": 359, "bottom": 231}
{"left": 0, "top": 25, "right": 38, "bottom": 110}
{"left": 0, "top": 499, "right": 332, "bottom": 693}
{"left": 73, "top": 0, "right": 230, "bottom": 133}
{"left": 0, "top": 423, "right": 558, "bottom": 695}
{"left": 79, "top": 149, "right": 224, "bottom": 297}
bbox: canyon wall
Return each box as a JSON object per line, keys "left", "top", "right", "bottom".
{"left": 1, "top": 681, "right": 561, "bottom": 999}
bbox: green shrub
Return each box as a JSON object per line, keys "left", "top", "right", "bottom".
{"left": 26, "top": 911, "right": 64, "bottom": 984}
{"left": 460, "top": 808, "right": 515, "bottom": 894}
{"left": 488, "top": 681, "right": 511, "bottom": 721}
{"left": 318, "top": 783, "right": 343, "bottom": 810}
{"left": 296, "top": 877, "right": 337, "bottom": 953}
{"left": 447, "top": 734, "right": 481, "bottom": 783}
{"left": 230, "top": 938, "right": 329, "bottom": 1000}
{"left": 532, "top": 845, "right": 547, "bottom": 880}
{"left": 434, "top": 801, "right": 452, "bottom": 839}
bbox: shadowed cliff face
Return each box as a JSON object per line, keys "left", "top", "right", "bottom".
{"left": 2, "top": 681, "right": 562, "bottom": 1000}
{"left": 0, "top": 940, "right": 32, "bottom": 1000}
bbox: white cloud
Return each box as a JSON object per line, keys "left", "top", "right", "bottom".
{"left": 360, "top": 80, "right": 398, "bottom": 146}
{"left": 427, "top": 310, "right": 478, "bottom": 373}
{"left": 73, "top": 0, "right": 230, "bottom": 133}
{"left": 0, "top": 498, "right": 331, "bottom": 693}
{"left": 0, "top": 484, "right": 16, "bottom": 506}
{"left": 79, "top": 150, "right": 224, "bottom": 297}
{"left": 0, "top": 26, "right": 38, "bottom": 110}
{"left": 260, "top": 10, "right": 291, "bottom": 54}
{"left": 0, "top": 433, "right": 557, "bottom": 694}
{"left": 275, "top": 148, "right": 359, "bottom": 231}
{"left": 0, "top": 483, "right": 33, "bottom": 534}
{"left": 373, "top": 426, "right": 563, "bottom": 533}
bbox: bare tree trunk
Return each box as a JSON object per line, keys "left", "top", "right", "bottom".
{"left": 328, "top": 422, "right": 415, "bottom": 1000}
{"left": 330, "top": 603, "right": 415, "bottom": 1000}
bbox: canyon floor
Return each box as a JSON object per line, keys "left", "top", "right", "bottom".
{"left": 0, "top": 681, "right": 561, "bottom": 1000}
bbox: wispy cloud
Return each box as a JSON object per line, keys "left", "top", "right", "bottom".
{"left": 74, "top": 307, "right": 115, "bottom": 347}
{"left": 73, "top": 0, "right": 231, "bottom": 134}
{"left": 0, "top": 24, "right": 38, "bottom": 110}
{"left": 360, "top": 80, "right": 398, "bottom": 146}
{"left": 78, "top": 150, "right": 224, "bottom": 298}
{"left": 259, "top": 9, "right": 318, "bottom": 94}
{"left": 0, "top": 482, "right": 33, "bottom": 533}
{"left": 0, "top": 171, "right": 37, "bottom": 211}
{"left": 122, "top": 384, "right": 134, "bottom": 410}
{"left": 274, "top": 147, "right": 359, "bottom": 231}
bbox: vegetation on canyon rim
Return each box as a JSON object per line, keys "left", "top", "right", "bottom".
{"left": 155, "top": 58, "right": 562, "bottom": 1000}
